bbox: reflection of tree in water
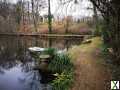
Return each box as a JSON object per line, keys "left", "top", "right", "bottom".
{"left": 0, "top": 47, "right": 17, "bottom": 70}
{"left": 0, "top": 47, "right": 43, "bottom": 90}
{"left": 0, "top": 36, "right": 84, "bottom": 90}
{"left": 0, "top": 44, "right": 51, "bottom": 90}
{"left": 0, "top": 36, "right": 83, "bottom": 70}
{"left": 18, "top": 65, "right": 41, "bottom": 90}
{"left": 18, "top": 61, "right": 52, "bottom": 90}
{"left": 65, "top": 37, "right": 83, "bottom": 50}
{"left": 0, "top": 36, "right": 31, "bottom": 65}
{"left": 0, "top": 46, "right": 31, "bottom": 69}
{"left": 47, "top": 37, "right": 83, "bottom": 50}
{"left": 0, "top": 67, "right": 5, "bottom": 74}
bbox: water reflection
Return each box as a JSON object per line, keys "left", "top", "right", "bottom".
{"left": 0, "top": 35, "right": 83, "bottom": 90}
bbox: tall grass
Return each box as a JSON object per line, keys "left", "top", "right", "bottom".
{"left": 48, "top": 53, "right": 74, "bottom": 90}
{"left": 48, "top": 54, "right": 73, "bottom": 73}
{"left": 43, "top": 48, "right": 56, "bottom": 57}
{"left": 31, "top": 48, "right": 74, "bottom": 90}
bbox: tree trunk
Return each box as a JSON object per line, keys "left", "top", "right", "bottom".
{"left": 48, "top": 0, "right": 52, "bottom": 34}
{"left": 31, "top": 0, "right": 38, "bottom": 32}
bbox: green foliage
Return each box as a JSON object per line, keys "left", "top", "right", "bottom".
{"left": 48, "top": 54, "right": 73, "bottom": 73}
{"left": 48, "top": 53, "right": 74, "bottom": 90}
{"left": 90, "top": 0, "right": 120, "bottom": 63}
{"left": 100, "top": 43, "right": 109, "bottom": 56}
{"left": 51, "top": 71, "right": 74, "bottom": 90}
{"left": 43, "top": 48, "right": 56, "bottom": 56}
{"left": 100, "top": 44, "right": 120, "bottom": 80}
{"left": 31, "top": 48, "right": 74, "bottom": 90}
{"left": 100, "top": 43, "right": 120, "bottom": 80}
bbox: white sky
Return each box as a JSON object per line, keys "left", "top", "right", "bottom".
{"left": 11, "top": 0, "right": 93, "bottom": 19}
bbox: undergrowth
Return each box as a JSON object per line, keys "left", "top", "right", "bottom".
{"left": 48, "top": 52, "right": 74, "bottom": 90}
{"left": 100, "top": 43, "right": 120, "bottom": 80}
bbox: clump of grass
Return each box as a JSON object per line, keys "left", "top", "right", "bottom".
{"left": 51, "top": 71, "right": 74, "bottom": 90}
{"left": 48, "top": 53, "right": 74, "bottom": 90}
{"left": 48, "top": 54, "right": 73, "bottom": 73}
{"left": 43, "top": 48, "right": 56, "bottom": 57}
{"left": 31, "top": 47, "right": 74, "bottom": 90}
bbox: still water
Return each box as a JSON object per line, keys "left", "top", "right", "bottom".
{"left": 0, "top": 36, "right": 83, "bottom": 90}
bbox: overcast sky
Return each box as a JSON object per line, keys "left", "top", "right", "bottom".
{"left": 11, "top": 0, "right": 93, "bottom": 19}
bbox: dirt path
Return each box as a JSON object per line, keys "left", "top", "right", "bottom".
{"left": 68, "top": 37, "right": 111, "bottom": 90}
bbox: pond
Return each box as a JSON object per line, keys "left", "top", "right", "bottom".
{"left": 0, "top": 35, "right": 83, "bottom": 90}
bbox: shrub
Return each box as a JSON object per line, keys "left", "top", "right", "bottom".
{"left": 100, "top": 43, "right": 109, "bottom": 56}
{"left": 51, "top": 71, "right": 74, "bottom": 90}
{"left": 48, "top": 53, "right": 74, "bottom": 90}
{"left": 43, "top": 48, "right": 56, "bottom": 57}
{"left": 48, "top": 54, "right": 73, "bottom": 73}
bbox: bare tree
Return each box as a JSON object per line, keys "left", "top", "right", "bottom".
{"left": 31, "top": 0, "right": 46, "bottom": 32}
{"left": 0, "top": 0, "right": 18, "bottom": 33}
{"left": 31, "top": 0, "right": 38, "bottom": 32}
{"left": 58, "top": 0, "right": 120, "bottom": 63}
{"left": 48, "top": 0, "right": 52, "bottom": 34}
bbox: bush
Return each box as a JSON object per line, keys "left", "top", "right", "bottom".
{"left": 100, "top": 43, "right": 120, "bottom": 80}
{"left": 51, "top": 71, "right": 74, "bottom": 90}
{"left": 48, "top": 54, "right": 73, "bottom": 73}
{"left": 100, "top": 43, "right": 109, "bottom": 56}
{"left": 43, "top": 48, "right": 56, "bottom": 57}
{"left": 48, "top": 53, "right": 74, "bottom": 90}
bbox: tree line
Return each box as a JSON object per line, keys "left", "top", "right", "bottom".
{"left": 59, "top": 0, "right": 120, "bottom": 64}
{"left": 0, "top": 0, "right": 119, "bottom": 63}
{"left": 0, "top": 0, "right": 46, "bottom": 33}
{"left": 90, "top": 0, "right": 120, "bottom": 64}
